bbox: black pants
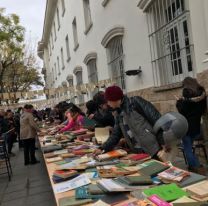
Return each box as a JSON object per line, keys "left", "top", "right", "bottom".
{"left": 23, "top": 138, "right": 37, "bottom": 164}
{"left": 7, "top": 134, "right": 16, "bottom": 154}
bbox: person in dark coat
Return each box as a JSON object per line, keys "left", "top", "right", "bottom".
{"left": 89, "top": 91, "right": 115, "bottom": 128}
{"left": 176, "top": 77, "right": 207, "bottom": 174}
{"left": 94, "top": 86, "right": 165, "bottom": 158}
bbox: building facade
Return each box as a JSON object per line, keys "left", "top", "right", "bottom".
{"left": 38, "top": 0, "right": 208, "bottom": 112}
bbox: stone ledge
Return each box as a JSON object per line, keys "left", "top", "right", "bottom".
{"left": 153, "top": 82, "right": 183, "bottom": 92}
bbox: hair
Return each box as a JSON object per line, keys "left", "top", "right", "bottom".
{"left": 182, "top": 77, "right": 205, "bottom": 97}
{"left": 86, "top": 100, "right": 97, "bottom": 115}
{"left": 68, "top": 104, "right": 82, "bottom": 115}
{"left": 24, "top": 104, "right": 34, "bottom": 110}
{"left": 93, "top": 91, "right": 106, "bottom": 107}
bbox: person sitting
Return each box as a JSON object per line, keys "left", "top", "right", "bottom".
{"left": 89, "top": 91, "right": 115, "bottom": 128}
{"left": 94, "top": 86, "right": 166, "bottom": 159}
{"left": 59, "top": 105, "right": 84, "bottom": 133}
{"left": 176, "top": 77, "right": 207, "bottom": 175}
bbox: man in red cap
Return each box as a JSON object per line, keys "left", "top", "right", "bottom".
{"left": 94, "top": 86, "right": 166, "bottom": 159}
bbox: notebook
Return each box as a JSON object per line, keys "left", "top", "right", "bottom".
{"left": 143, "top": 183, "right": 187, "bottom": 202}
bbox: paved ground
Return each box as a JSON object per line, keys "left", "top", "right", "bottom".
{"left": 0, "top": 143, "right": 56, "bottom": 206}
{"left": 0, "top": 143, "right": 207, "bottom": 206}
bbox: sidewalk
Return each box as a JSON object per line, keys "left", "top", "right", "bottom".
{"left": 0, "top": 143, "right": 56, "bottom": 206}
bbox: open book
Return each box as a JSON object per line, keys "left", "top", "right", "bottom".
{"left": 95, "top": 127, "right": 110, "bottom": 144}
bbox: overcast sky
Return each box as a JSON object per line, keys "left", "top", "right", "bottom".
{"left": 1, "top": 0, "right": 46, "bottom": 42}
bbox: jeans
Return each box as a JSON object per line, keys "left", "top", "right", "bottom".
{"left": 182, "top": 133, "right": 200, "bottom": 168}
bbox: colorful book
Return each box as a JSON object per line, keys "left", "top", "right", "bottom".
{"left": 75, "top": 186, "right": 104, "bottom": 199}
{"left": 96, "top": 149, "right": 127, "bottom": 161}
{"left": 158, "top": 166, "right": 190, "bottom": 182}
{"left": 148, "top": 195, "right": 171, "bottom": 206}
{"left": 52, "top": 174, "right": 79, "bottom": 184}
{"left": 124, "top": 153, "right": 151, "bottom": 161}
{"left": 53, "top": 169, "right": 78, "bottom": 178}
{"left": 143, "top": 183, "right": 187, "bottom": 202}
{"left": 97, "top": 165, "right": 137, "bottom": 178}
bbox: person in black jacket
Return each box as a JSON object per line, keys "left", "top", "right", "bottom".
{"left": 94, "top": 86, "right": 166, "bottom": 158}
{"left": 176, "top": 77, "right": 207, "bottom": 174}
{"left": 89, "top": 91, "right": 115, "bottom": 128}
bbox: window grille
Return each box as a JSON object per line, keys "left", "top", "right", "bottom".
{"left": 146, "top": 0, "right": 194, "bottom": 86}
{"left": 106, "top": 36, "right": 125, "bottom": 89}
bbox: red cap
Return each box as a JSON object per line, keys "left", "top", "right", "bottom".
{"left": 105, "top": 86, "right": 124, "bottom": 101}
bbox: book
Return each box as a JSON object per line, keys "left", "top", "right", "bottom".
{"left": 118, "top": 175, "right": 153, "bottom": 185}
{"left": 88, "top": 184, "right": 105, "bottom": 195}
{"left": 123, "top": 153, "right": 151, "bottom": 161}
{"left": 46, "top": 156, "right": 62, "bottom": 163}
{"left": 77, "top": 133, "right": 94, "bottom": 141}
{"left": 70, "top": 129, "right": 88, "bottom": 135}
{"left": 148, "top": 195, "right": 171, "bottom": 206}
{"left": 72, "top": 149, "right": 94, "bottom": 156}
{"left": 100, "top": 193, "right": 129, "bottom": 205}
{"left": 138, "top": 160, "right": 170, "bottom": 177}
{"left": 158, "top": 166, "right": 190, "bottom": 182}
{"left": 53, "top": 169, "right": 78, "bottom": 178}
{"left": 75, "top": 186, "right": 104, "bottom": 199}
{"left": 115, "top": 199, "right": 156, "bottom": 206}
{"left": 52, "top": 174, "right": 79, "bottom": 184}
{"left": 61, "top": 153, "right": 75, "bottom": 158}
{"left": 58, "top": 196, "right": 92, "bottom": 206}
{"left": 171, "top": 196, "right": 197, "bottom": 204}
{"left": 186, "top": 180, "right": 208, "bottom": 198}
{"left": 95, "top": 127, "right": 109, "bottom": 144}
{"left": 44, "top": 152, "right": 58, "bottom": 158}
{"left": 97, "top": 165, "right": 137, "bottom": 178}
{"left": 96, "top": 149, "right": 127, "bottom": 161}
{"left": 53, "top": 149, "right": 68, "bottom": 155}
{"left": 42, "top": 145, "right": 63, "bottom": 153}
{"left": 178, "top": 172, "right": 207, "bottom": 188}
{"left": 143, "top": 183, "right": 187, "bottom": 202}
{"left": 93, "top": 200, "right": 110, "bottom": 206}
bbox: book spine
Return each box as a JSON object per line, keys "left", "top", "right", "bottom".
{"left": 148, "top": 195, "right": 171, "bottom": 206}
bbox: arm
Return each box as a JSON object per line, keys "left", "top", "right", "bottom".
{"left": 28, "top": 114, "right": 40, "bottom": 132}
{"left": 60, "top": 119, "right": 75, "bottom": 132}
{"left": 100, "top": 117, "right": 122, "bottom": 152}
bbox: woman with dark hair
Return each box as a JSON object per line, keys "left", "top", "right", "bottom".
{"left": 59, "top": 105, "right": 84, "bottom": 132}
{"left": 176, "top": 77, "right": 207, "bottom": 174}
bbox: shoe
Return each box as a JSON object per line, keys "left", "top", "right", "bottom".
{"left": 30, "top": 160, "right": 40, "bottom": 165}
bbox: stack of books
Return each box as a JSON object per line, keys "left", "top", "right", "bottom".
{"left": 96, "top": 149, "right": 128, "bottom": 161}
{"left": 186, "top": 180, "right": 208, "bottom": 201}
{"left": 52, "top": 169, "right": 79, "bottom": 184}
{"left": 157, "top": 166, "right": 190, "bottom": 183}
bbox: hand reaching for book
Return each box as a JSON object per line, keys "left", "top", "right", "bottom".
{"left": 93, "top": 148, "right": 103, "bottom": 156}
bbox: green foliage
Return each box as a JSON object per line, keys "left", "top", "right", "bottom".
{"left": 0, "top": 8, "right": 44, "bottom": 103}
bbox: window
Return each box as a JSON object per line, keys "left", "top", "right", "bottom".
{"left": 87, "top": 59, "right": 98, "bottom": 97}
{"left": 106, "top": 36, "right": 125, "bottom": 89}
{"left": 65, "top": 35, "right": 71, "bottom": 61}
{"left": 72, "top": 18, "right": 79, "bottom": 51}
{"left": 146, "top": 0, "right": 194, "bottom": 87}
{"left": 76, "top": 71, "right": 84, "bottom": 104}
{"left": 61, "top": 0, "right": 65, "bottom": 16}
{"left": 57, "top": 8, "right": 60, "bottom": 30}
{"left": 53, "top": 22, "right": 57, "bottom": 41}
{"left": 83, "top": 0, "right": 92, "bottom": 34}
{"left": 61, "top": 47, "right": 65, "bottom": 70}
{"left": 54, "top": 63, "right": 57, "bottom": 80}
{"left": 57, "top": 56, "right": 60, "bottom": 75}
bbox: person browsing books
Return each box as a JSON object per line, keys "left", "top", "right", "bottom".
{"left": 94, "top": 86, "right": 167, "bottom": 159}
{"left": 59, "top": 105, "right": 84, "bottom": 133}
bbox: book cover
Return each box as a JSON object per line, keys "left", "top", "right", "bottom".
{"left": 95, "top": 127, "right": 110, "bottom": 144}
{"left": 148, "top": 194, "right": 171, "bottom": 206}
{"left": 97, "top": 149, "right": 127, "bottom": 161}
{"left": 138, "top": 160, "right": 170, "bottom": 177}
{"left": 158, "top": 166, "right": 190, "bottom": 182}
{"left": 53, "top": 169, "right": 78, "bottom": 178}
{"left": 122, "top": 175, "right": 153, "bottom": 185}
{"left": 143, "top": 183, "right": 187, "bottom": 202}
{"left": 186, "top": 180, "right": 208, "bottom": 198}
{"left": 178, "top": 172, "right": 207, "bottom": 188}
